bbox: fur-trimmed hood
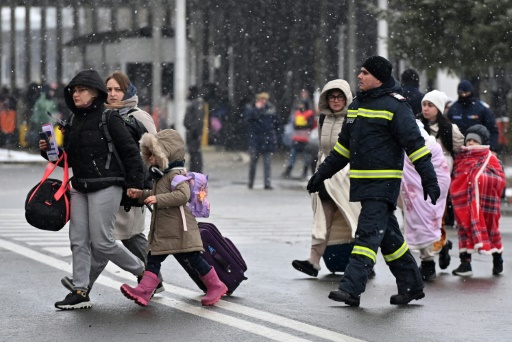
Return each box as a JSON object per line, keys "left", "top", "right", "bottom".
{"left": 318, "top": 79, "right": 353, "bottom": 116}
{"left": 140, "top": 129, "right": 185, "bottom": 170}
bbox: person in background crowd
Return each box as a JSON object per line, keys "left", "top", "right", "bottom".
{"left": 450, "top": 124, "right": 506, "bottom": 277}
{"left": 401, "top": 68, "right": 424, "bottom": 116}
{"left": 31, "top": 83, "right": 58, "bottom": 129}
{"left": 292, "top": 79, "right": 361, "bottom": 278}
{"left": 290, "top": 88, "right": 314, "bottom": 117}
{"left": 29, "top": 84, "right": 59, "bottom": 148}
{"left": 307, "top": 56, "right": 440, "bottom": 307}
{"left": 184, "top": 85, "right": 205, "bottom": 173}
{"left": 40, "top": 69, "right": 146, "bottom": 310}
{"left": 0, "top": 88, "right": 17, "bottom": 148}
{"left": 447, "top": 80, "right": 499, "bottom": 152}
{"left": 491, "top": 85, "right": 510, "bottom": 154}
{"left": 419, "top": 90, "right": 465, "bottom": 269}
{"left": 282, "top": 101, "right": 316, "bottom": 179}
{"left": 59, "top": 70, "right": 162, "bottom": 295}
{"left": 244, "top": 92, "right": 279, "bottom": 190}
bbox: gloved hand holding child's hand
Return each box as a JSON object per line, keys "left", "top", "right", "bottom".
{"left": 422, "top": 181, "right": 440, "bottom": 205}
{"left": 307, "top": 173, "right": 325, "bottom": 193}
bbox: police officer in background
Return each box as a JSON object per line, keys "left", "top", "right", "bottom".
{"left": 447, "top": 80, "right": 499, "bottom": 152}
{"left": 307, "top": 56, "right": 440, "bottom": 307}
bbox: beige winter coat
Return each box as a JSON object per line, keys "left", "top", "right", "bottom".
{"left": 112, "top": 103, "right": 157, "bottom": 240}
{"left": 139, "top": 130, "right": 204, "bottom": 255}
{"left": 311, "top": 79, "right": 361, "bottom": 244}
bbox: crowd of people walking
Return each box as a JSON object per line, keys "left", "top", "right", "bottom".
{"left": 2, "top": 53, "right": 507, "bottom": 310}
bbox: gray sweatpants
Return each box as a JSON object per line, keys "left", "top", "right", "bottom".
{"left": 89, "top": 232, "right": 163, "bottom": 286}
{"left": 69, "top": 186, "right": 144, "bottom": 291}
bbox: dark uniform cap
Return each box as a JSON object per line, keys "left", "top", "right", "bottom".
{"left": 362, "top": 56, "right": 393, "bottom": 83}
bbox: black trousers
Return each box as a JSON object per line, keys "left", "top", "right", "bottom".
{"left": 339, "top": 200, "right": 423, "bottom": 296}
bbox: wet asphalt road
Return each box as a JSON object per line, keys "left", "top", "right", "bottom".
{"left": 1, "top": 152, "right": 511, "bottom": 342}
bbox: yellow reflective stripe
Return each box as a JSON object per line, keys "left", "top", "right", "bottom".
{"left": 333, "top": 142, "right": 350, "bottom": 159}
{"left": 356, "top": 108, "right": 394, "bottom": 121}
{"left": 383, "top": 241, "right": 408, "bottom": 263}
{"left": 408, "top": 146, "right": 430, "bottom": 163}
{"left": 351, "top": 245, "right": 377, "bottom": 263}
{"left": 350, "top": 169, "right": 403, "bottom": 179}
{"left": 347, "top": 110, "right": 358, "bottom": 118}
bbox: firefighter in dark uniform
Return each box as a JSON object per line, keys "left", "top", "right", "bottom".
{"left": 307, "top": 56, "right": 440, "bottom": 307}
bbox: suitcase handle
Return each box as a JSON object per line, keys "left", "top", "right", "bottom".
{"left": 207, "top": 245, "right": 231, "bottom": 273}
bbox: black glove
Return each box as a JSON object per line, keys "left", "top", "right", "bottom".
{"left": 307, "top": 173, "right": 325, "bottom": 193}
{"left": 422, "top": 180, "right": 440, "bottom": 205}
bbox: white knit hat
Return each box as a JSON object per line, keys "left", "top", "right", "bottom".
{"left": 422, "top": 90, "right": 447, "bottom": 114}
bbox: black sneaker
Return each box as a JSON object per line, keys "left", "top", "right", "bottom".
{"left": 438, "top": 240, "right": 452, "bottom": 269}
{"left": 328, "top": 289, "right": 360, "bottom": 307}
{"left": 452, "top": 261, "right": 473, "bottom": 277}
{"left": 492, "top": 253, "right": 504, "bottom": 275}
{"left": 55, "top": 290, "right": 92, "bottom": 310}
{"left": 390, "top": 290, "right": 425, "bottom": 305}
{"left": 61, "top": 276, "right": 74, "bottom": 292}
{"left": 452, "top": 261, "right": 473, "bottom": 276}
{"left": 154, "top": 282, "right": 165, "bottom": 294}
{"left": 292, "top": 260, "right": 319, "bottom": 277}
{"left": 61, "top": 277, "right": 91, "bottom": 293}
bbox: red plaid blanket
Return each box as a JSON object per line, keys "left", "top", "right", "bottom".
{"left": 450, "top": 146, "right": 505, "bottom": 253}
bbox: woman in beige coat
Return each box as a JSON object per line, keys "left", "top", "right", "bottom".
{"left": 292, "top": 80, "right": 361, "bottom": 277}
{"left": 121, "top": 129, "right": 227, "bottom": 307}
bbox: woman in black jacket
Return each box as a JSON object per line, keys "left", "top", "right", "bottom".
{"left": 39, "top": 69, "right": 145, "bottom": 310}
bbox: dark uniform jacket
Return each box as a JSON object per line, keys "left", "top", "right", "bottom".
{"left": 58, "top": 69, "right": 144, "bottom": 193}
{"left": 447, "top": 96, "right": 498, "bottom": 151}
{"left": 317, "top": 80, "right": 437, "bottom": 207}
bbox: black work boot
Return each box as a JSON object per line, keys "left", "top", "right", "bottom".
{"left": 492, "top": 252, "right": 504, "bottom": 275}
{"left": 390, "top": 289, "right": 425, "bottom": 305}
{"left": 438, "top": 240, "right": 452, "bottom": 269}
{"left": 328, "top": 289, "right": 360, "bottom": 307}
{"left": 420, "top": 260, "right": 436, "bottom": 281}
{"left": 452, "top": 252, "right": 472, "bottom": 277}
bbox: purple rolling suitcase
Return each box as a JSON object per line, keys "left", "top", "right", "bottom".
{"left": 176, "top": 222, "right": 248, "bottom": 294}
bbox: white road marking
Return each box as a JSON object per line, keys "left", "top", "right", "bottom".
{"left": 0, "top": 238, "right": 362, "bottom": 342}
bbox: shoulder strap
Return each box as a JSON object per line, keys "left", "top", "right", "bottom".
{"left": 100, "top": 109, "right": 125, "bottom": 173}
{"left": 171, "top": 174, "right": 192, "bottom": 196}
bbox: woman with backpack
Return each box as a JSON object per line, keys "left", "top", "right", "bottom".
{"left": 292, "top": 79, "right": 361, "bottom": 277}
{"left": 39, "top": 69, "right": 146, "bottom": 310}
{"left": 59, "top": 71, "right": 162, "bottom": 296}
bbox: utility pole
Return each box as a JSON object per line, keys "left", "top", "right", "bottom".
{"left": 10, "top": 3, "right": 16, "bottom": 90}
{"left": 377, "top": 0, "right": 389, "bottom": 59}
{"left": 174, "top": 0, "right": 187, "bottom": 139}
{"left": 151, "top": 0, "right": 163, "bottom": 129}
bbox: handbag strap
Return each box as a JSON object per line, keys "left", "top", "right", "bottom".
{"left": 53, "top": 152, "right": 69, "bottom": 201}
{"left": 28, "top": 152, "right": 69, "bottom": 204}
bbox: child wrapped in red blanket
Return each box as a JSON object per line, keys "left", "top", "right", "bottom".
{"left": 450, "top": 124, "right": 505, "bottom": 277}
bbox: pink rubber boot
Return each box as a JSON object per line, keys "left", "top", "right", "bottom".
{"left": 200, "top": 267, "right": 228, "bottom": 306}
{"left": 120, "top": 271, "right": 159, "bottom": 306}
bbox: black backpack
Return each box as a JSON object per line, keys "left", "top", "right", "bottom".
{"left": 100, "top": 109, "right": 152, "bottom": 211}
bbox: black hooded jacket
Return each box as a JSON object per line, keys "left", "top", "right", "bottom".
{"left": 59, "top": 69, "right": 144, "bottom": 193}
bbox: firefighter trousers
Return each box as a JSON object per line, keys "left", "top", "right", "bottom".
{"left": 339, "top": 200, "right": 423, "bottom": 296}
